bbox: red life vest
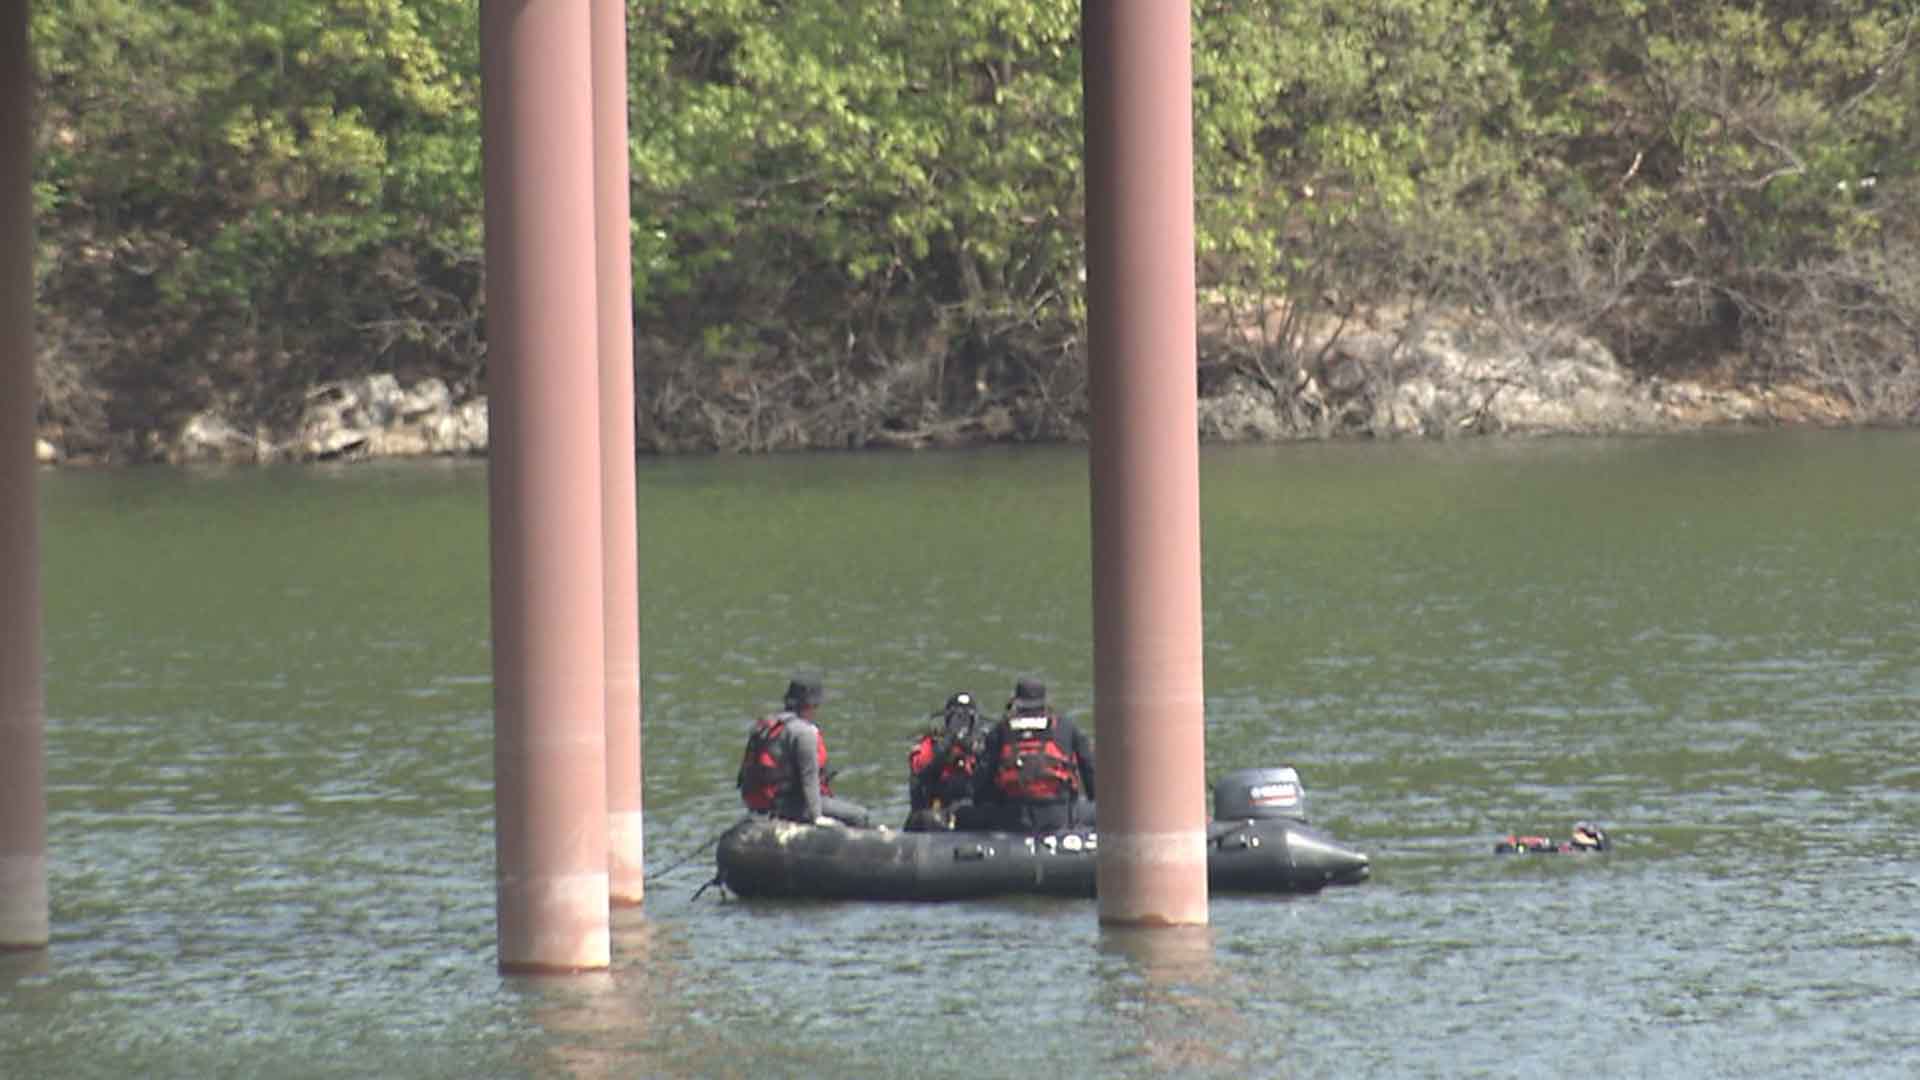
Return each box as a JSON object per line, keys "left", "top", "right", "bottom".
{"left": 817, "top": 729, "right": 834, "bottom": 796}
{"left": 908, "top": 734, "right": 938, "bottom": 777}
{"left": 992, "top": 712, "right": 1079, "bottom": 802}
{"left": 737, "top": 712, "right": 831, "bottom": 811}
{"left": 910, "top": 732, "right": 979, "bottom": 806}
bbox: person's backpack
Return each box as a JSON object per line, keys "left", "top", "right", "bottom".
{"left": 737, "top": 714, "right": 791, "bottom": 811}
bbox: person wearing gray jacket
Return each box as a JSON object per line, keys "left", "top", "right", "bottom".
{"left": 737, "top": 676, "right": 871, "bottom": 827}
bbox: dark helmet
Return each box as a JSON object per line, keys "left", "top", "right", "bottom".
{"left": 783, "top": 675, "right": 825, "bottom": 710}
{"left": 1009, "top": 677, "right": 1047, "bottom": 714}
{"left": 941, "top": 691, "right": 979, "bottom": 736}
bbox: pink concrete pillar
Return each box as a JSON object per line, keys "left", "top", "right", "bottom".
{"left": 1082, "top": 0, "right": 1209, "bottom": 927}
{"left": 592, "top": 0, "right": 645, "bottom": 908}
{"left": 0, "top": 0, "right": 49, "bottom": 953}
{"left": 481, "top": 0, "right": 611, "bottom": 972}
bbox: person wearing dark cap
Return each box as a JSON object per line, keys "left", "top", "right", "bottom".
{"left": 970, "top": 676, "right": 1096, "bottom": 833}
{"left": 736, "top": 675, "right": 871, "bottom": 827}
{"left": 903, "top": 691, "right": 987, "bottom": 830}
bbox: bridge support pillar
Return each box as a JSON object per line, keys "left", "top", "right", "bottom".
{"left": 592, "top": 0, "right": 645, "bottom": 910}
{"left": 1083, "top": 0, "right": 1209, "bottom": 928}
{"left": 481, "top": 0, "right": 611, "bottom": 972}
{"left": 1, "top": 0, "right": 49, "bottom": 954}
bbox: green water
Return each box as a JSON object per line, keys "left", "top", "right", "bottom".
{"left": 5, "top": 430, "right": 1918, "bottom": 1078}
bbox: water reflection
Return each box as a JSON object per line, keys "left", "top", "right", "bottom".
{"left": 1095, "top": 925, "right": 1251, "bottom": 1076}
{"left": 0, "top": 946, "right": 51, "bottom": 984}
{"left": 513, "top": 969, "right": 620, "bottom": 1079}
{"left": 513, "top": 911, "right": 710, "bottom": 1079}
{"left": 1099, "top": 922, "right": 1217, "bottom": 981}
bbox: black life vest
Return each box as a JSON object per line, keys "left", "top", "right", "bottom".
{"left": 992, "top": 712, "right": 1079, "bottom": 802}
{"left": 737, "top": 712, "right": 830, "bottom": 811}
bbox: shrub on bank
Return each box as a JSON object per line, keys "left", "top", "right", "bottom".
{"left": 30, "top": 1, "right": 1920, "bottom": 460}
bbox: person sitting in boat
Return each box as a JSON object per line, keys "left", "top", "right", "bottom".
{"left": 968, "top": 676, "right": 1096, "bottom": 834}
{"left": 904, "top": 691, "right": 987, "bottom": 831}
{"left": 736, "top": 675, "right": 871, "bottom": 827}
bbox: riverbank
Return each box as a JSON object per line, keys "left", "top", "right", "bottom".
{"left": 31, "top": 312, "right": 1895, "bottom": 467}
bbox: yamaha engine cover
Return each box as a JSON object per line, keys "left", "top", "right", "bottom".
{"left": 1213, "top": 766, "right": 1309, "bottom": 822}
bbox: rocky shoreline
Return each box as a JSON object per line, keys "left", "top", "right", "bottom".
{"left": 1193, "top": 318, "right": 1858, "bottom": 441}
{"left": 33, "top": 317, "right": 1875, "bottom": 467}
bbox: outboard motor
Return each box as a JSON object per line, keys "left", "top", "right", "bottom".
{"left": 1208, "top": 766, "right": 1370, "bottom": 888}
{"left": 1213, "top": 766, "right": 1309, "bottom": 823}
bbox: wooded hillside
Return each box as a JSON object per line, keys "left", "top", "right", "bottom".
{"left": 30, "top": 1, "right": 1920, "bottom": 458}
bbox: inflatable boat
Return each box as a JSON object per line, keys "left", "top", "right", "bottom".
{"left": 715, "top": 767, "right": 1371, "bottom": 901}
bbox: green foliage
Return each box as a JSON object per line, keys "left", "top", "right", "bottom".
{"left": 1193, "top": 0, "right": 1548, "bottom": 345}
{"left": 35, "top": 0, "right": 481, "bottom": 441}
{"left": 629, "top": 0, "right": 1085, "bottom": 411}
{"left": 1480, "top": 0, "right": 1920, "bottom": 371}
{"left": 30, "top": 0, "right": 1920, "bottom": 455}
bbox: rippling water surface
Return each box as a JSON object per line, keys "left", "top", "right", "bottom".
{"left": 5, "top": 430, "right": 1918, "bottom": 1078}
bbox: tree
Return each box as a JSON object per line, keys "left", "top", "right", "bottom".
{"left": 35, "top": 0, "right": 480, "bottom": 454}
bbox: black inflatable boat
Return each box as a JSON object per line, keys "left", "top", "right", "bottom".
{"left": 715, "top": 767, "right": 1371, "bottom": 901}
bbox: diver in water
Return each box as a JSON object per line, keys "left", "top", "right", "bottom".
{"left": 1494, "top": 822, "right": 1610, "bottom": 854}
